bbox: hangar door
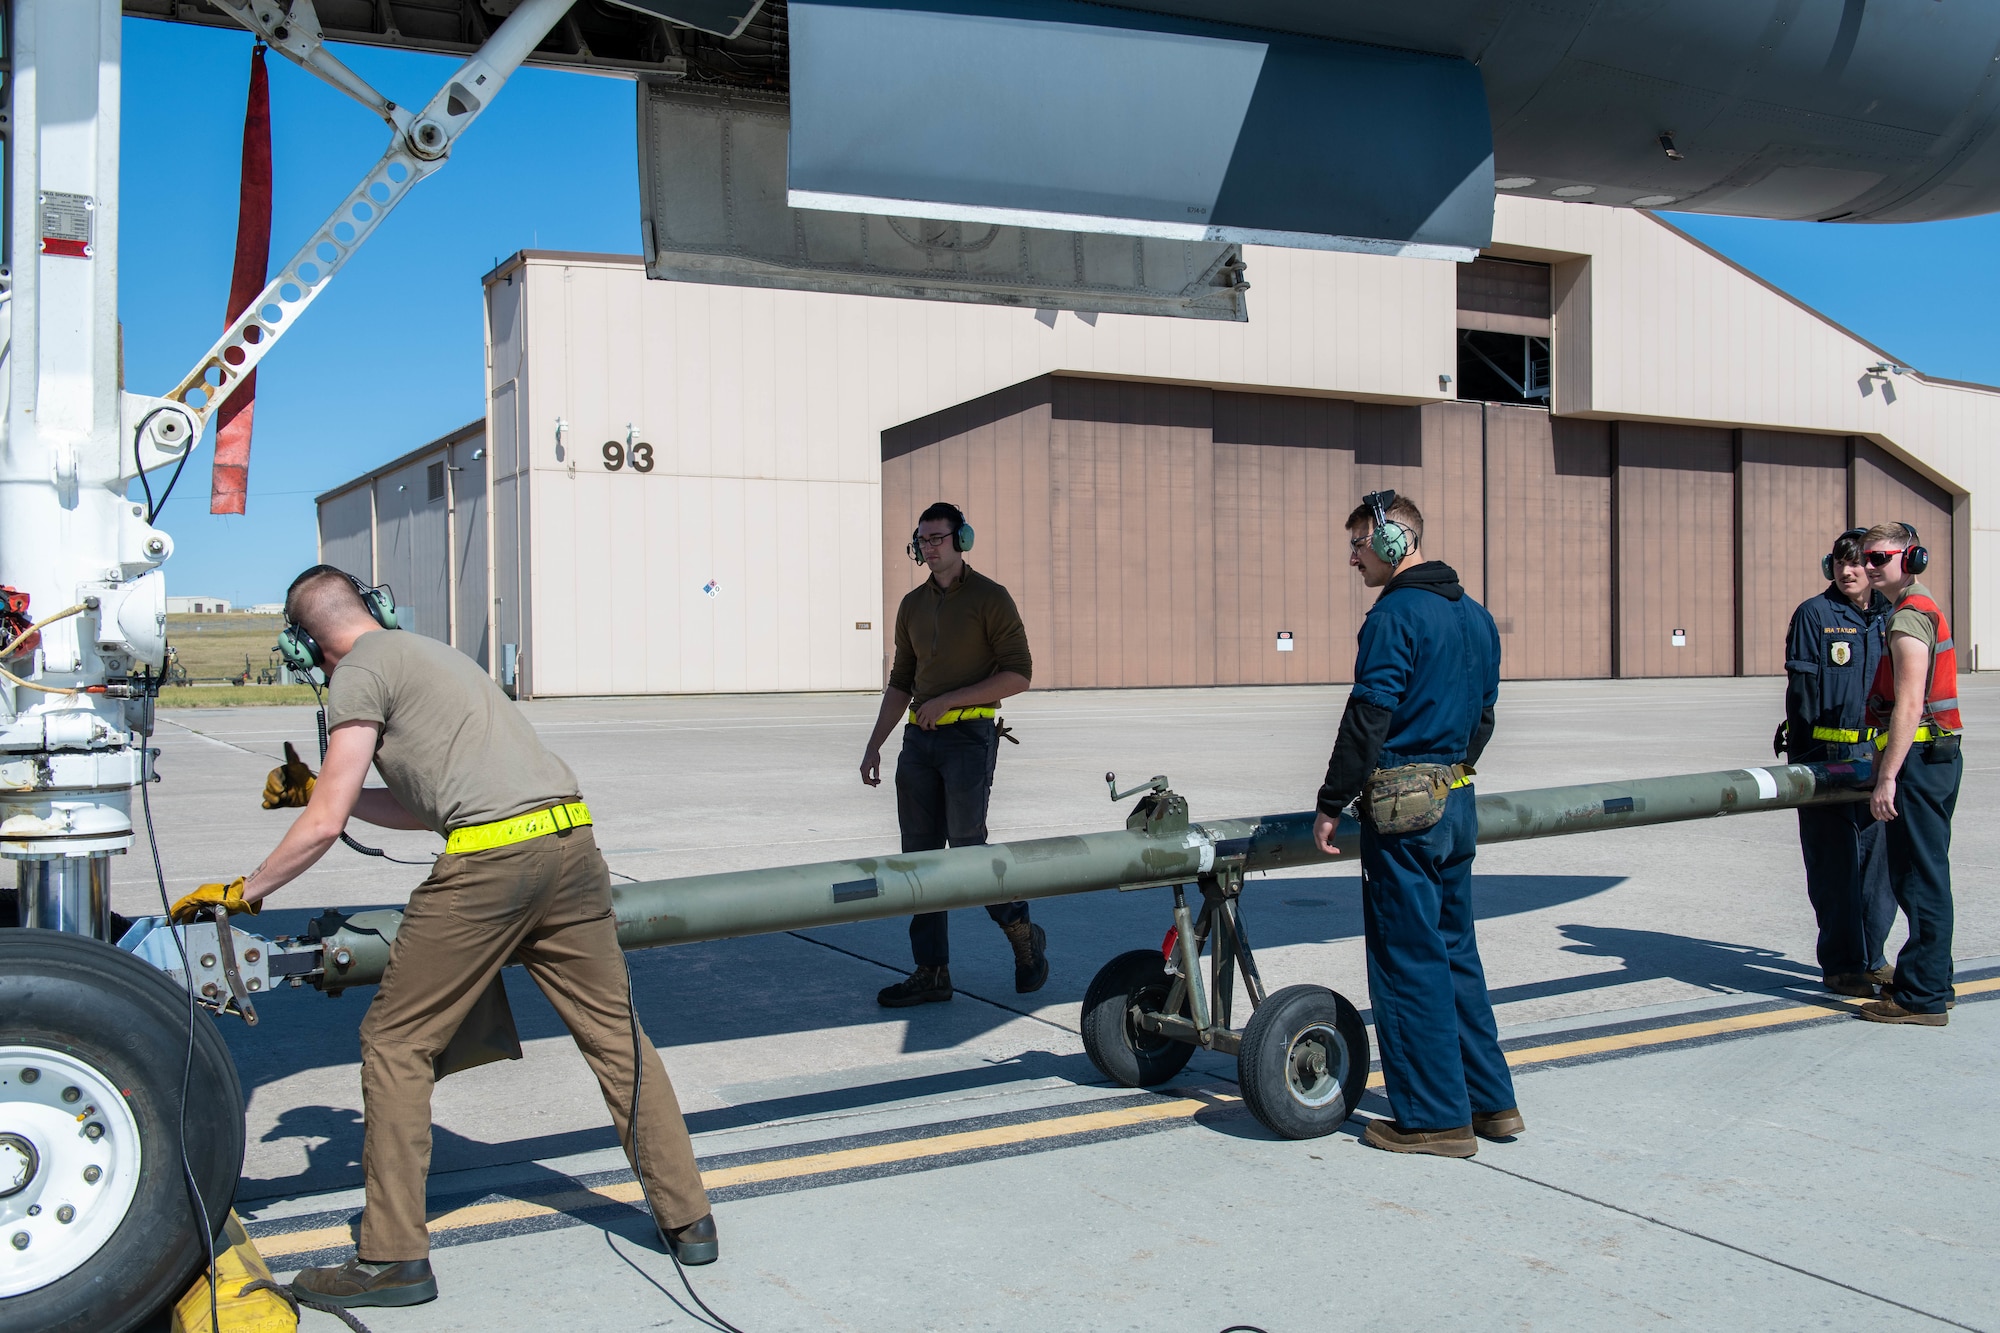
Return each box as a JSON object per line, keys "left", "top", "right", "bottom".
{"left": 882, "top": 378, "right": 1482, "bottom": 689}
{"left": 883, "top": 380, "right": 1960, "bottom": 687}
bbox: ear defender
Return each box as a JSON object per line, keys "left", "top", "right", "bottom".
{"left": 906, "top": 514, "right": 975, "bottom": 561}
{"left": 1822, "top": 527, "right": 1867, "bottom": 581}
{"left": 1364, "top": 490, "right": 1413, "bottom": 563}
{"left": 1898, "top": 521, "right": 1931, "bottom": 576}
{"left": 277, "top": 573, "right": 400, "bottom": 673}
{"left": 276, "top": 623, "right": 323, "bottom": 674}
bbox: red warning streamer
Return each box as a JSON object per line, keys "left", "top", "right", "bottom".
{"left": 210, "top": 44, "right": 272, "bottom": 516}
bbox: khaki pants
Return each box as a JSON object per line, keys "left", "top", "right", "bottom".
{"left": 357, "top": 825, "right": 709, "bottom": 1260}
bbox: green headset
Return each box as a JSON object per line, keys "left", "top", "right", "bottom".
{"left": 1363, "top": 490, "right": 1415, "bottom": 563}
{"left": 277, "top": 567, "right": 400, "bottom": 674}
{"left": 907, "top": 504, "right": 975, "bottom": 563}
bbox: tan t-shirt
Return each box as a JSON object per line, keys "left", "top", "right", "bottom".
{"left": 1888, "top": 580, "right": 1941, "bottom": 651}
{"left": 326, "top": 630, "right": 581, "bottom": 835}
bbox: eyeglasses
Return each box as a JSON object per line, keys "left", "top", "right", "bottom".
{"left": 1861, "top": 549, "right": 1905, "bottom": 569}
{"left": 913, "top": 533, "right": 955, "bottom": 549}
{"left": 1347, "top": 534, "right": 1371, "bottom": 551}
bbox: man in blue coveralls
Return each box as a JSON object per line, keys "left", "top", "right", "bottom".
{"left": 1311, "top": 491, "right": 1518, "bottom": 1158}
{"left": 1778, "top": 527, "right": 1894, "bottom": 996}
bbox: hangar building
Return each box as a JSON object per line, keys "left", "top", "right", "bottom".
{"left": 317, "top": 195, "right": 1993, "bottom": 698}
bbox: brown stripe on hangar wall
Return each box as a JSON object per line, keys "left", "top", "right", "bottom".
{"left": 1484, "top": 410, "right": 1611, "bottom": 680}
{"left": 881, "top": 376, "right": 1950, "bottom": 687}
{"left": 1739, "top": 431, "right": 1847, "bottom": 677}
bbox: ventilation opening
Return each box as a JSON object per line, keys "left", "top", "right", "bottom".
{"left": 1457, "top": 330, "right": 1551, "bottom": 405}
{"left": 427, "top": 461, "right": 446, "bottom": 503}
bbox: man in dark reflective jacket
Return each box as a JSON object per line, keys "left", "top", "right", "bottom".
{"left": 1781, "top": 527, "right": 1894, "bottom": 996}
{"left": 1312, "top": 492, "right": 1516, "bottom": 1159}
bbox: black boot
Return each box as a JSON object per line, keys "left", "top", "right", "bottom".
{"left": 1001, "top": 920, "right": 1048, "bottom": 994}
{"left": 661, "top": 1213, "right": 719, "bottom": 1265}
{"left": 878, "top": 965, "right": 953, "bottom": 1007}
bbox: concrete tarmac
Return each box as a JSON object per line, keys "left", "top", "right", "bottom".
{"left": 129, "top": 675, "right": 1998, "bottom": 1330}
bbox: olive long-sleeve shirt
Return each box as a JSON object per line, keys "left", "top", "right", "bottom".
{"left": 888, "top": 564, "right": 1033, "bottom": 706}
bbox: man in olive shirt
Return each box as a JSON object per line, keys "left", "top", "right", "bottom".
{"left": 860, "top": 502, "right": 1044, "bottom": 1004}
{"left": 170, "top": 566, "right": 713, "bottom": 1308}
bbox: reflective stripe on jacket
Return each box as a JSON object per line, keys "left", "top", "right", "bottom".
{"left": 1867, "top": 591, "right": 1963, "bottom": 734}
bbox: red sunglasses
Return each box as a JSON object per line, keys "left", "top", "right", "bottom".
{"left": 1861, "top": 549, "right": 1906, "bottom": 569}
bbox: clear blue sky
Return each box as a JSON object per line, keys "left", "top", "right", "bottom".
{"left": 119, "top": 16, "right": 2000, "bottom": 605}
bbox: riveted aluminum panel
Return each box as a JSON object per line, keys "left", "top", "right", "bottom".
{"left": 788, "top": 0, "right": 1492, "bottom": 258}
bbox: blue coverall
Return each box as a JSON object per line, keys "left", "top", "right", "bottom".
{"left": 1317, "top": 562, "right": 1514, "bottom": 1132}
{"left": 1783, "top": 586, "right": 1893, "bottom": 978}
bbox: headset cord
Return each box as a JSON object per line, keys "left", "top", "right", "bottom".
{"left": 309, "top": 685, "right": 433, "bottom": 866}
{"left": 136, "top": 678, "right": 222, "bottom": 1333}
{"left": 616, "top": 956, "right": 752, "bottom": 1328}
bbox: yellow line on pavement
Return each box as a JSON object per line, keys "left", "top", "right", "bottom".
{"left": 259, "top": 980, "right": 1997, "bottom": 1260}
{"left": 1363, "top": 976, "right": 2000, "bottom": 1089}
{"left": 256, "top": 1091, "right": 1238, "bottom": 1261}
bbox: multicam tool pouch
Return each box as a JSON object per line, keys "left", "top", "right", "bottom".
{"left": 1362, "top": 763, "right": 1472, "bottom": 834}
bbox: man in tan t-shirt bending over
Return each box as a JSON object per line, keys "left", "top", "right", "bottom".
{"left": 170, "top": 566, "right": 713, "bottom": 1309}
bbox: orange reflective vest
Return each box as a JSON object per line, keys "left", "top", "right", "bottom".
{"left": 1867, "top": 590, "right": 1962, "bottom": 733}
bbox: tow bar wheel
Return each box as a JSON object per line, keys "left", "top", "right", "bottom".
{"left": 1080, "top": 949, "right": 1198, "bottom": 1087}
{"left": 1237, "top": 985, "right": 1370, "bottom": 1140}
{"left": 0, "top": 1045, "right": 144, "bottom": 1298}
{"left": 0, "top": 930, "right": 244, "bottom": 1333}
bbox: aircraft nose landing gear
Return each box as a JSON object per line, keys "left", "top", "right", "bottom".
{"left": 1081, "top": 861, "right": 1369, "bottom": 1140}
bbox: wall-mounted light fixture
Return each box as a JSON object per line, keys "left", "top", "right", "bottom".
{"left": 1865, "top": 362, "right": 1906, "bottom": 378}
{"left": 1439, "top": 373, "right": 1454, "bottom": 393}
{"left": 1658, "top": 132, "right": 1683, "bottom": 161}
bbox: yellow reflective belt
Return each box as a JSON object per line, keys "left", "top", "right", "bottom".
{"left": 446, "top": 801, "right": 592, "bottom": 855}
{"left": 1810, "top": 726, "right": 1872, "bottom": 743}
{"left": 1873, "top": 725, "right": 1944, "bottom": 750}
{"left": 908, "top": 705, "right": 998, "bottom": 726}
{"left": 1449, "top": 764, "right": 1477, "bottom": 789}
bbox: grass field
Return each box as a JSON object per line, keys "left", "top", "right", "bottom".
{"left": 164, "top": 613, "right": 288, "bottom": 683}
{"left": 157, "top": 684, "right": 321, "bottom": 708}
{"left": 158, "top": 613, "right": 315, "bottom": 704}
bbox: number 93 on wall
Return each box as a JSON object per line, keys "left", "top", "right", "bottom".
{"left": 602, "top": 441, "right": 656, "bottom": 472}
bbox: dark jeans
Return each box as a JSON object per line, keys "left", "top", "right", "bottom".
{"left": 1360, "top": 786, "right": 1515, "bottom": 1131}
{"left": 1797, "top": 801, "right": 1894, "bottom": 976}
{"left": 895, "top": 719, "right": 1027, "bottom": 968}
{"left": 1886, "top": 743, "right": 1961, "bottom": 1014}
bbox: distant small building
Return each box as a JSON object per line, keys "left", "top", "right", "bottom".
{"left": 166, "top": 597, "right": 231, "bottom": 614}
{"left": 246, "top": 603, "right": 285, "bottom": 615}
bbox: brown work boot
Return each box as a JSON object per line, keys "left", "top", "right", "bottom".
{"left": 1000, "top": 920, "right": 1049, "bottom": 993}
{"left": 291, "top": 1257, "right": 438, "bottom": 1308}
{"left": 1866, "top": 964, "right": 1896, "bottom": 987}
{"left": 1363, "top": 1120, "right": 1477, "bottom": 1158}
{"left": 1472, "top": 1108, "right": 1526, "bottom": 1140}
{"left": 660, "top": 1213, "right": 719, "bottom": 1266}
{"left": 1857, "top": 997, "right": 1948, "bottom": 1026}
{"left": 1822, "top": 972, "right": 1880, "bottom": 998}
{"left": 878, "top": 965, "right": 952, "bottom": 1007}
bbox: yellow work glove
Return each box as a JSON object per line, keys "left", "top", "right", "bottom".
{"left": 169, "top": 878, "right": 257, "bottom": 923}
{"left": 262, "top": 741, "right": 316, "bottom": 809}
